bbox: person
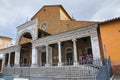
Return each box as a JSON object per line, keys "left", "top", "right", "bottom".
{"left": 89, "top": 53, "right": 93, "bottom": 64}
{"left": 82, "top": 54, "right": 86, "bottom": 64}
{"left": 86, "top": 54, "right": 90, "bottom": 64}
{"left": 87, "top": 53, "right": 93, "bottom": 64}
{"left": 79, "top": 55, "right": 83, "bottom": 64}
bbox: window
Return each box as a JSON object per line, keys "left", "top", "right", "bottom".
{"left": 0, "top": 39, "right": 2, "bottom": 45}
{"left": 40, "top": 23, "right": 47, "bottom": 31}
{"left": 6, "top": 42, "right": 10, "bottom": 48}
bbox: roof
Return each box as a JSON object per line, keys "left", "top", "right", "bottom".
{"left": 100, "top": 17, "right": 120, "bottom": 24}
{"left": 31, "top": 5, "right": 72, "bottom": 20}
{"left": 0, "top": 36, "right": 12, "bottom": 39}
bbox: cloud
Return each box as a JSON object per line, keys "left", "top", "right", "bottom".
{"left": 91, "top": 0, "right": 120, "bottom": 21}
{"left": 0, "top": 0, "right": 120, "bottom": 45}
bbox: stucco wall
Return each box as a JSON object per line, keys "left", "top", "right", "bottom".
{"left": 100, "top": 20, "right": 120, "bottom": 66}
{"left": 0, "top": 38, "right": 12, "bottom": 50}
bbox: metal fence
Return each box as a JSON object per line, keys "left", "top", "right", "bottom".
{"left": 96, "top": 57, "right": 113, "bottom": 80}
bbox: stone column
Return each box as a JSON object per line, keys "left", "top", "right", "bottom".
{"left": 45, "top": 44, "right": 50, "bottom": 67}
{"left": 72, "top": 39, "right": 79, "bottom": 66}
{"left": 90, "top": 33, "right": 102, "bottom": 66}
{"left": 8, "top": 53, "right": 11, "bottom": 67}
{"left": 2, "top": 54, "right": 5, "bottom": 66}
{"left": 2, "top": 54, "right": 5, "bottom": 72}
{"left": 31, "top": 46, "right": 38, "bottom": 67}
{"left": 91, "top": 34, "right": 101, "bottom": 60}
{"left": 48, "top": 47, "right": 53, "bottom": 66}
{"left": 57, "top": 42, "right": 62, "bottom": 66}
{"left": 14, "top": 46, "right": 21, "bottom": 67}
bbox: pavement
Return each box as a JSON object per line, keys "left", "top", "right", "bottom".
{"left": 13, "top": 78, "right": 29, "bottom": 80}
{"left": 111, "top": 75, "right": 120, "bottom": 80}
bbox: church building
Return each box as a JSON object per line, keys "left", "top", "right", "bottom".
{"left": 0, "top": 5, "right": 113, "bottom": 79}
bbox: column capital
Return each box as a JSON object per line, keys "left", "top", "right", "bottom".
{"left": 45, "top": 44, "right": 49, "bottom": 47}
{"left": 3, "top": 54, "right": 6, "bottom": 57}
{"left": 57, "top": 41, "right": 61, "bottom": 45}
{"left": 72, "top": 38, "right": 77, "bottom": 42}
{"left": 32, "top": 45, "right": 37, "bottom": 49}
{"left": 15, "top": 45, "right": 21, "bottom": 52}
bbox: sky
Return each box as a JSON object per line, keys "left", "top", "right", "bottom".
{"left": 0, "top": 0, "right": 120, "bottom": 44}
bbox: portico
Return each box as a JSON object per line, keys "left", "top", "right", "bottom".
{"left": 1, "top": 19, "right": 102, "bottom": 68}
{"left": 2, "top": 26, "right": 101, "bottom": 68}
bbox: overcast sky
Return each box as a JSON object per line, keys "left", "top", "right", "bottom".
{"left": 0, "top": 0, "right": 120, "bottom": 44}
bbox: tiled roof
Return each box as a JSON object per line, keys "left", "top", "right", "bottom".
{"left": 100, "top": 17, "right": 120, "bottom": 24}
{"left": 0, "top": 36, "right": 12, "bottom": 39}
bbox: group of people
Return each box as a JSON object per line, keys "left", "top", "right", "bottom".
{"left": 79, "top": 54, "right": 93, "bottom": 64}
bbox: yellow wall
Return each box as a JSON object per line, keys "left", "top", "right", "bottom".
{"left": 100, "top": 20, "right": 120, "bottom": 66}
{"left": 59, "top": 8, "right": 70, "bottom": 20}
{"left": 0, "top": 37, "right": 12, "bottom": 50}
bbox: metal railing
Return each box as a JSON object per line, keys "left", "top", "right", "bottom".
{"left": 3, "top": 59, "right": 104, "bottom": 80}
{"left": 96, "top": 57, "right": 113, "bottom": 80}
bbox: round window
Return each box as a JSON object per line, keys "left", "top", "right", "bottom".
{"left": 40, "top": 23, "right": 47, "bottom": 31}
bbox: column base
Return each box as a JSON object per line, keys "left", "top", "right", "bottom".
{"left": 31, "top": 64, "right": 38, "bottom": 67}
{"left": 7, "top": 65, "right": 11, "bottom": 68}
{"left": 14, "top": 64, "right": 20, "bottom": 67}
{"left": 73, "top": 62, "right": 79, "bottom": 66}
{"left": 45, "top": 64, "right": 50, "bottom": 67}
{"left": 58, "top": 63, "right": 63, "bottom": 67}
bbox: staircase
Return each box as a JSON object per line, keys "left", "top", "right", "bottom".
{"left": 2, "top": 65, "right": 99, "bottom": 80}
{"left": 112, "top": 75, "right": 120, "bottom": 80}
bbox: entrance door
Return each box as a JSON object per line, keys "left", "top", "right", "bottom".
{"left": 41, "top": 52, "right": 46, "bottom": 66}
{"left": 0, "top": 60, "right": 2, "bottom": 72}
{"left": 66, "top": 53, "right": 73, "bottom": 65}
{"left": 23, "top": 57, "right": 27, "bottom": 66}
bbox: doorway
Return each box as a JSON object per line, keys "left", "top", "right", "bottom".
{"left": 41, "top": 52, "right": 46, "bottom": 66}
{"left": 66, "top": 47, "right": 73, "bottom": 65}
{"left": 23, "top": 57, "right": 27, "bottom": 66}
{"left": 66, "top": 53, "right": 73, "bottom": 65}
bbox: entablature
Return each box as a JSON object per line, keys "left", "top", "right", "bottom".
{"left": 0, "top": 45, "right": 20, "bottom": 54}
{"left": 32, "top": 24, "right": 98, "bottom": 47}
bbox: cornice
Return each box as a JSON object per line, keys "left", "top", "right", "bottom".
{"left": 32, "top": 24, "right": 98, "bottom": 47}
{"left": 0, "top": 45, "right": 20, "bottom": 53}
{"left": 17, "top": 19, "right": 38, "bottom": 32}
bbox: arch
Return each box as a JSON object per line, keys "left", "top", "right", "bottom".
{"left": 16, "top": 29, "right": 33, "bottom": 67}
{"left": 65, "top": 47, "right": 73, "bottom": 65}
{"left": 65, "top": 47, "right": 73, "bottom": 54}
{"left": 16, "top": 29, "right": 34, "bottom": 45}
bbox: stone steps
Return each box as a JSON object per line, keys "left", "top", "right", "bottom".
{"left": 112, "top": 75, "right": 120, "bottom": 80}
{"left": 3, "top": 65, "right": 99, "bottom": 80}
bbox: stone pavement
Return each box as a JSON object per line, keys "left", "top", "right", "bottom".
{"left": 13, "top": 78, "right": 29, "bottom": 80}
{"left": 112, "top": 75, "right": 120, "bottom": 80}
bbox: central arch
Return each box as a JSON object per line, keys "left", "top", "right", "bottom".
{"left": 19, "top": 32, "right": 32, "bottom": 67}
